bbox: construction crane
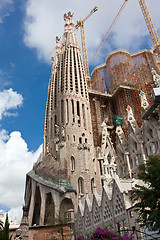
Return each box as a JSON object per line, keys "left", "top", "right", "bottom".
{"left": 93, "top": 0, "right": 128, "bottom": 61}
{"left": 138, "top": 0, "right": 160, "bottom": 57}
{"left": 75, "top": 6, "right": 98, "bottom": 88}
{"left": 49, "top": 46, "right": 56, "bottom": 55}
{"left": 93, "top": 0, "right": 160, "bottom": 60}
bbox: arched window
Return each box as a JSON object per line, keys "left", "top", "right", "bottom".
{"left": 32, "top": 186, "right": 41, "bottom": 226}
{"left": 60, "top": 198, "right": 74, "bottom": 221}
{"left": 107, "top": 154, "right": 111, "bottom": 164}
{"left": 78, "top": 177, "right": 84, "bottom": 195}
{"left": 71, "top": 156, "right": 75, "bottom": 171}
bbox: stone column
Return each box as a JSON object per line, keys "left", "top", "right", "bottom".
{"left": 52, "top": 192, "right": 60, "bottom": 219}
{"left": 28, "top": 180, "right": 36, "bottom": 226}
{"left": 139, "top": 140, "right": 147, "bottom": 164}
{"left": 39, "top": 185, "right": 46, "bottom": 225}
{"left": 94, "top": 99, "right": 101, "bottom": 135}
{"left": 125, "top": 152, "right": 132, "bottom": 178}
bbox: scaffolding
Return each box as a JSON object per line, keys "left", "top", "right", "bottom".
{"left": 91, "top": 49, "right": 159, "bottom": 98}
{"left": 89, "top": 49, "right": 160, "bottom": 147}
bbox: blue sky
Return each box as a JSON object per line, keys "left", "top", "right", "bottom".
{"left": 0, "top": 0, "right": 160, "bottom": 222}
{"left": 0, "top": 0, "right": 50, "bottom": 151}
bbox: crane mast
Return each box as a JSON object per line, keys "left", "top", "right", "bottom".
{"left": 79, "top": 21, "right": 90, "bottom": 80}
{"left": 94, "top": 0, "right": 160, "bottom": 60}
{"left": 75, "top": 6, "right": 98, "bottom": 88}
{"left": 93, "top": 0, "right": 128, "bottom": 61}
{"left": 138, "top": 0, "right": 160, "bottom": 56}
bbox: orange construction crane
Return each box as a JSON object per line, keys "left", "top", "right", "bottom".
{"left": 138, "top": 0, "right": 160, "bottom": 57}
{"left": 75, "top": 6, "right": 98, "bottom": 87}
{"left": 94, "top": 0, "right": 160, "bottom": 60}
{"left": 93, "top": 0, "right": 128, "bottom": 61}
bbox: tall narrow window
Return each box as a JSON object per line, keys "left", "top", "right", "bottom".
{"left": 107, "top": 155, "right": 111, "bottom": 164}
{"left": 134, "top": 141, "right": 138, "bottom": 150}
{"left": 65, "top": 50, "right": 68, "bottom": 91}
{"left": 54, "top": 73, "right": 57, "bottom": 108}
{"left": 61, "top": 100, "right": 64, "bottom": 123}
{"left": 71, "top": 100, "right": 75, "bottom": 122}
{"left": 66, "top": 99, "right": 69, "bottom": 123}
{"left": 99, "top": 160, "right": 103, "bottom": 175}
{"left": 78, "top": 177, "right": 84, "bottom": 195}
{"left": 70, "top": 49, "right": 73, "bottom": 91}
{"left": 91, "top": 178, "right": 94, "bottom": 194}
{"left": 60, "top": 53, "right": 64, "bottom": 92}
{"left": 82, "top": 104, "right": 86, "bottom": 128}
{"left": 77, "top": 101, "right": 80, "bottom": 124}
{"left": 101, "top": 179, "right": 104, "bottom": 187}
{"left": 149, "top": 128, "right": 153, "bottom": 138}
{"left": 74, "top": 48, "right": 78, "bottom": 93}
{"left": 54, "top": 115, "right": 57, "bottom": 134}
{"left": 77, "top": 52, "right": 83, "bottom": 96}
{"left": 77, "top": 101, "right": 80, "bottom": 116}
{"left": 71, "top": 156, "right": 75, "bottom": 171}
{"left": 50, "top": 117, "right": 53, "bottom": 138}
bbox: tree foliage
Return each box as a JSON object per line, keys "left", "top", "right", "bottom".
{"left": 76, "top": 227, "right": 134, "bottom": 240}
{"left": 0, "top": 213, "right": 12, "bottom": 240}
{"left": 131, "top": 155, "right": 160, "bottom": 231}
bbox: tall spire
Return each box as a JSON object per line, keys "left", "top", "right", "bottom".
{"left": 41, "top": 12, "right": 99, "bottom": 199}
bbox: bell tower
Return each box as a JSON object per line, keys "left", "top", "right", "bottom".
{"left": 40, "top": 12, "right": 101, "bottom": 198}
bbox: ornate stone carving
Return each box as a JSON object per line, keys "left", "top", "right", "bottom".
{"left": 77, "top": 143, "right": 90, "bottom": 151}
{"left": 151, "top": 68, "right": 160, "bottom": 88}
{"left": 68, "top": 11, "right": 74, "bottom": 26}
{"left": 56, "top": 36, "right": 61, "bottom": 54}
{"left": 139, "top": 90, "right": 149, "bottom": 110}
{"left": 61, "top": 125, "right": 66, "bottom": 140}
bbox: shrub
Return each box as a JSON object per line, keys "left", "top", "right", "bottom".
{"left": 76, "top": 227, "right": 134, "bottom": 240}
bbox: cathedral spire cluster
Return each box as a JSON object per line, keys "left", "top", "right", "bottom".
{"left": 22, "top": 10, "right": 160, "bottom": 236}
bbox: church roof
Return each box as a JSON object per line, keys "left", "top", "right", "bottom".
{"left": 27, "top": 169, "right": 76, "bottom": 194}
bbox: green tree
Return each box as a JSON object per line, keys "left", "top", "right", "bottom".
{"left": 0, "top": 213, "right": 12, "bottom": 240}
{"left": 131, "top": 155, "right": 160, "bottom": 232}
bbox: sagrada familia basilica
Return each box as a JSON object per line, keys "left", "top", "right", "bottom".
{"left": 17, "top": 11, "right": 160, "bottom": 239}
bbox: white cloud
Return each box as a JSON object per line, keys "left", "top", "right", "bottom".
{"left": 0, "top": 88, "right": 41, "bottom": 222}
{"left": 23, "top": 0, "right": 160, "bottom": 65}
{"left": 0, "top": 70, "right": 11, "bottom": 90}
{"left": 0, "top": 88, "right": 23, "bottom": 120}
{"left": 0, "top": 130, "right": 42, "bottom": 222}
{"left": 0, "top": 0, "right": 13, "bottom": 23}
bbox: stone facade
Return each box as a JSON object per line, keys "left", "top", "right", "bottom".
{"left": 10, "top": 225, "right": 73, "bottom": 240}
{"left": 75, "top": 176, "right": 143, "bottom": 237}
{"left": 21, "top": 10, "right": 160, "bottom": 239}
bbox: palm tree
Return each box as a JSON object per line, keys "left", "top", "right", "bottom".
{"left": 0, "top": 219, "right": 3, "bottom": 229}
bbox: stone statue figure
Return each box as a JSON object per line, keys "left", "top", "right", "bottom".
{"left": 55, "top": 124, "right": 60, "bottom": 136}
{"left": 56, "top": 36, "right": 61, "bottom": 53}
{"left": 61, "top": 125, "right": 65, "bottom": 139}
{"left": 139, "top": 91, "right": 149, "bottom": 110}
{"left": 51, "top": 56, "right": 55, "bottom": 73}
{"left": 14, "top": 229, "right": 23, "bottom": 240}
{"left": 51, "top": 56, "right": 54, "bottom": 65}
{"left": 68, "top": 11, "right": 74, "bottom": 26}
{"left": 126, "top": 105, "right": 134, "bottom": 120}
{"left": 151, "top": 68, "right": 160, "bottom": 88}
